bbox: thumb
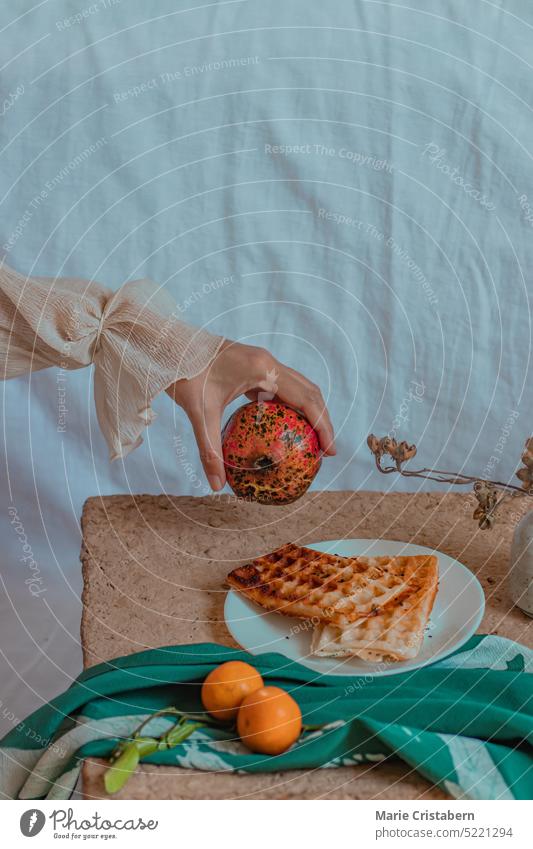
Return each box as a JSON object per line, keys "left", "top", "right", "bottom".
{"left": 187, "top": 403, "right": 226, "bottom": 492}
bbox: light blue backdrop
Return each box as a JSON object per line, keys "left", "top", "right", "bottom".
{"left": 0, "top": 0, "right": 531, "bottom": 730}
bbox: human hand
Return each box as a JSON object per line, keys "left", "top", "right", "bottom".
{"left": 166, "top": 339, "right": 336, "bottom": 491}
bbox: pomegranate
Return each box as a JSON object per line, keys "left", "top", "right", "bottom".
{"left": 221, "top": 401, "right": 321, "bottom": 505}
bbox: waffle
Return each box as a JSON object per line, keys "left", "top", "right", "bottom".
{"left": 311, "top": 556, "right": 438, "bottom": 662}
{"left": 227, "top": 543, "right": 437, "bottom": 628}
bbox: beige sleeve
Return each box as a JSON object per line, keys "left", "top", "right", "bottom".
{"left": 0, "top": 261, "right": 224, "bottom": 460}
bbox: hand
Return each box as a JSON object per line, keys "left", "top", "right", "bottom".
{"left": 166, "top": 340, "right": 336, "bottom": 491}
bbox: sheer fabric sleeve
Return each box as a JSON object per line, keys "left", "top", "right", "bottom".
{"left": 0, "top": 261, "right": 224, "bottom": 459}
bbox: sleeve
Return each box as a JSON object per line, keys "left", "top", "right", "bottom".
{"left": 0, "top": 260, "right": 224, "bottom": 460}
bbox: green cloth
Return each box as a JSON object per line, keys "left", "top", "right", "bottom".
{"left": 1, "top": 636, "right": 531, "bottom": 800}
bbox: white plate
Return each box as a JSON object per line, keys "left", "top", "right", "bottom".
{"left": 224, "top": 538, "right": 485, "bottom": 677}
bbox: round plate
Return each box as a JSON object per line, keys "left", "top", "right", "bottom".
{"left": 224, "top": 538, "right": 485, "bottom": 677}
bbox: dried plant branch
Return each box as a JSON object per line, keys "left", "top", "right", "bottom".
{"left": 367, "top": 433, "right": 533, "bottom": 529}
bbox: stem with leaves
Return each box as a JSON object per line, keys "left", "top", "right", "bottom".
{"left": 104, "top": 708, "right": 210, "bottom": 795}
{"left": 102, "top": 706, "right": 329, "bottom": 795}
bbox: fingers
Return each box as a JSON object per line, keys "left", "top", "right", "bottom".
{"left": 300, "top": 398, "right": 336, "bottom": 456}
{"left": 187, "top": 402, "right": 226, "bottom": 491}
{"left": 275, "top": 367, "right": 336, "bottom": 455}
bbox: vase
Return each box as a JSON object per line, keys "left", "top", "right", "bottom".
{"left": 509, "top": 510, "right": 533, "bottom": 617}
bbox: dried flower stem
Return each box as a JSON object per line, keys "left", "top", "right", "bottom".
{"left": 373, "top": 459, "right": 527, "bottom": 492}
{"left": 367, "top": 433, "right": 533, "bottom": 529}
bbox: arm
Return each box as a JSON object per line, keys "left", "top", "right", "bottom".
{"left": 0, "top": 260, "right": 222, "bottom": 459}
{"left": 0, "top": 260, "right": 335, "bottom": 484}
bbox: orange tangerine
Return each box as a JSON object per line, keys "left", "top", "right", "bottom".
{"left": 236, "top": 685, "right": 302, "bottom": 755}
{"left": 201, "top": 661, "right": 264, "bottom": 721}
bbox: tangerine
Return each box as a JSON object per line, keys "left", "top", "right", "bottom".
{"left": 236, "top": 685, "right": 302, "bottom": 755}
{"left": 201, "top": 661, "right": 264, "bottom": 721}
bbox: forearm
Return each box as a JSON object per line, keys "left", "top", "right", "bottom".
{"left": 0, "top": 259, "right": 223, "bottom": 458}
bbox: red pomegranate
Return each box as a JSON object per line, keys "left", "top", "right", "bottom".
{"left": 221, "top": 401, "right": 321, "bottom": 505}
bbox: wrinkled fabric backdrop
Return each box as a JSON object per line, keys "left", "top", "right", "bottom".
{"left": 0, "top": 0, "right": 531, "bottom": 735}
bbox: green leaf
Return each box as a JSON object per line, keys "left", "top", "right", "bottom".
{"left": 104, "top": 743, "right": 141, "bottom": 795}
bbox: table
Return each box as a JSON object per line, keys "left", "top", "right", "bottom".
{"left": 80, "top": 490, "right": 531, "bottom": 799}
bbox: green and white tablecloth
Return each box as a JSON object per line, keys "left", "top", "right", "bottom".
{"left": 1, "top": 635, "right": 531, "bottom": 800}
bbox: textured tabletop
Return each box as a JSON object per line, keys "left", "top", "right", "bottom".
{"left": 80, "top": 490, "right": 531, "bottom": 799}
